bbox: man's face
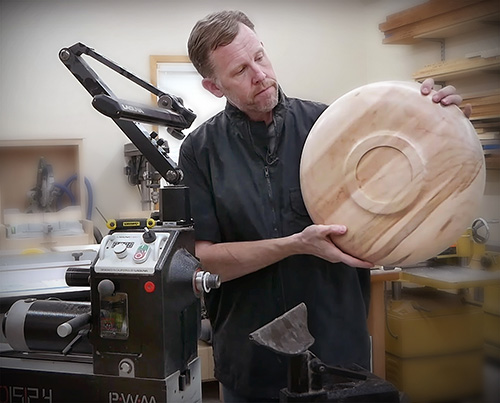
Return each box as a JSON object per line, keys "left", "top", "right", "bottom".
{"left": 202, "top": 23, "right": 278, "bottom": 123}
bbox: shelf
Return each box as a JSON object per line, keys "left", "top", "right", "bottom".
{"left": 0, "top": 139, "right": 94, "bottom": 249}
{"left": 412, "top": 56, "right": 500, "bottom": 82}
{"left": 463, "top": 89, "right": 500, "bottom": 120}
{"left": 381, "top": 1, "right": 500, "bottom": 172}
{"left": 484, "top": 154, "right": 500, "bottom": 170}
{"left": 472, "top": 118, "right": 500, "bottom": 130}
{"left": 380, "top": 0, "right": 500, "bottom": 45}
{"left": 463, "top": 91, "right": 500, "bottom": 167}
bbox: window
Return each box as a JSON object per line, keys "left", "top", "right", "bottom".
{"left": 150, "top": 56, "right": 225, "bottom": 162}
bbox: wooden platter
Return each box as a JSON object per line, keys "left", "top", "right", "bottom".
{"left": 300, "top": 81, "right": 485, "bottom": 267}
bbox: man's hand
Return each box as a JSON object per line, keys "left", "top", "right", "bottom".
{"left": 195, "top": 224, "right": 373, "bottom": 283}
{"left": 420, "top": 77, "right": 472, "bottom": 118}
{"left": 296, "top": 224, "right": 373, "bottom": 268}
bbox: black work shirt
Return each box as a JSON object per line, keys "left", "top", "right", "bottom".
{"left": 178, "top": 90, "right": 371, "bottom": 400}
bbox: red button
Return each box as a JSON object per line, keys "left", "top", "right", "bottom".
{"left": 144, "top": 281, "right": 155, "bottom": 293}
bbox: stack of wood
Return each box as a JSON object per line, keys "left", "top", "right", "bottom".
{"left": 379, "top": 0, "right": 500, "bottom": 45}
{"left": 463, "top": 90, "right": 500, "bottom": 121}
{"left": 412, "top": 56, "right": 500, "bottom": 82}
{"left": 465, "top": 92, "right": 500, "bottom": 161}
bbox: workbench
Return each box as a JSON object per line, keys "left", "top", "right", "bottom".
{"left": 367, "top": 268, "right": 401, "bottom": 379}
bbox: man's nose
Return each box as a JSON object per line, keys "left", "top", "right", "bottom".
{"left": 251, "top": 65, "right": 266, "bottom": 84}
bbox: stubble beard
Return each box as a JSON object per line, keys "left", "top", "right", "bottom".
{"left": 251, "top": 81, "right": 279, "bottom": 114}
{"left": 221, "top": 79, "right": 279, "bottom": 118}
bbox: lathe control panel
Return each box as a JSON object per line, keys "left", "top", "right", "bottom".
{"left": 94, "top": 231, "right": 170, "bottom": 275}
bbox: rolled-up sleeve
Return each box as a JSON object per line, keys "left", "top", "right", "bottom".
{"left": 178, "top": 135, "right": 221, "bottom": 243}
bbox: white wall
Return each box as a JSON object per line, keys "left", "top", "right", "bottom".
{"left": 1, "top": 0, "right": 498, "bottom": 244}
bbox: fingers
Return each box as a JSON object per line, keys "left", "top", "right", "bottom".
{"left": 420, "top": 79, "right": 471, "bottom": 117}
{"left": 324, "top": 224, "right": 347, "bottom": 236}
{"left": 339, "top": 252, "right": 374, "bottom": 268}
{"left": 315, "top": 225, "right": 374, "bottom": 268}
{"left": 432, "top": 85, "right": 463, "bottom": 106}
{"left": 431, "top": 84, "right": 455, "bottom": 101}
{"left": 420, "top": 79, "right": 460, "bottom": 105}
{"left": 462, "top": 103, "right": 472, "bottom": 119}
{"left": 300, "top": 224, "right": 374, "bottom": 267}
{"left": 420, "top": 78, "right": 434, "bottom": 95}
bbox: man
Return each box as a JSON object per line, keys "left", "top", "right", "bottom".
{"left": 179, "top": 10, "right": 469, "bottom": 402}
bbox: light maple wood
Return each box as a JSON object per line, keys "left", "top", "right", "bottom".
{"left": 379, "top": 0, "right": 482, "bottom": 32}
{"left": 300, "top": 81, "right": 486, "bottom": 267}
{"left": 380, "top": 0, "right": 499, "bottom": 45}
{"left": 412, "top": 56, "right": 500, "bottom": 82}
{"left": 463, "top": 90, "right": 500, "bottom": 121}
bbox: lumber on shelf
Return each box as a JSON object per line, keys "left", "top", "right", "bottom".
{"left": 463, "top": 90, "right": 500, "bottom": 106}
{"left": 461, "top": 90, "right": 500, "bottom": 120}
{"left": 380, "top": 0, "right": 499, "bottom": 45}
{"left": 473, "top": 119, "right": 500, "bottom": 130}
{"left": 379, "top": 0, "right": 483, "bottom": 31}
{"left": 412, "top": 56, "right": 500, "bottom": 81}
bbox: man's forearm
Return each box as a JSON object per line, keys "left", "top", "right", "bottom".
{"left": 195, "top": 236, "right": 300, "bottom": 282}
{"left": 195, "top": 224, "right": 373, "bottom": 282}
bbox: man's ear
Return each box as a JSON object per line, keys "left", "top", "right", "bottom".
{"left": 202, "top": 78, "right": 224, "bottom": 98}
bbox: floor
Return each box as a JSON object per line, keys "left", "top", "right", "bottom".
{"left": 200, "top": 359, "right": 500, "bottom": 403}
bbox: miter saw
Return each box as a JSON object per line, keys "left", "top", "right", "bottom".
{"left": 26, "top": 157, "right": 57, "bottom": 213}
{"left": 0, "top": 43, "right": 219, "bottom": 403}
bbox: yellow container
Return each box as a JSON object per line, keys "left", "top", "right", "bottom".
{"left": 386, "top": 350, "right": 483, "bottom": 403}
{"left": 484, "top": 284, "right": 500, "bottom": 316}
{"left": 385, "top": 288, "right": 484, "bottom": 358}
{"left": 484, "top": 311, "right": 500, "bottom": 347}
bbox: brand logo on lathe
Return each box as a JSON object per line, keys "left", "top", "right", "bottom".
{"left": 109, "top": 391, "right": 157, "bottom": 403}
{"left": 0, "top": 385, "right": 52, "bottom": 402}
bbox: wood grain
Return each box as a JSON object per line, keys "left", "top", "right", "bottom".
{"left": 380, "top": 0, "right": 500, "bottom": 45}
{"left": 412, "top": 56, "right": 500, "bottom": 82}
{"left": 378, "top": 0, "right": 483, "bottom": 32}
{"left": 300, "top": 81, "right": 485, "bottom": 267}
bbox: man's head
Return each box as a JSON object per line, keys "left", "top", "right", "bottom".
{"left": 188, "top": 10, "right": 278, "bottom": 123}
{"left": 188, "top": 10, "right": 254, "bottom": 79}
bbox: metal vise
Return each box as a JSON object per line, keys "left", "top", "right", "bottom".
{"left": 249, "top": 303, "right": 400, "bottom": 402}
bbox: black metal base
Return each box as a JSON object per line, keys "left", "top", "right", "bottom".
{"left": 0, "top": 348, "right": 201, "bottom": 403}
{"left": 280, "top": 364, "right": 400, "bottom": 402}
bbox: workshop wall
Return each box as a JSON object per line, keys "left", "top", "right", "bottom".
{"left": 0, "top": 0, "right": 498, "bottom": 245}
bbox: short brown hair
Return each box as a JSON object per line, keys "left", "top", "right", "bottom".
{"left": 188, "top": 10, "right": 255, "bottom": 78}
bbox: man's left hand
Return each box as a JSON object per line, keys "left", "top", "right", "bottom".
{"left": 420, "top": 78, "right": 472, "bottom": 118}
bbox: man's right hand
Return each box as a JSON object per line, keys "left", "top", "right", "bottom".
{"left": 195, "top": 224, "right": 373, "bottom": 283}
{"left": 295, "top": 224, "right": 373, "bottom": 268}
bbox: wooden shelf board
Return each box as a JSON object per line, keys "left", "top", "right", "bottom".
{"left": 414, "top": 15, "right": 500, "bottom": 40}
{"left": 470, "top": 113, "right": 500, "bottom": 121}
{"left": 471, "top": 111, "right": 500, "bottom": 119}
{"left": 463, "top": 90, "right": 500, "bottom": 106}
{"left": 485, "top": 154, "right": 500, "bottom": 169}
{"left": 472, "top": 119, "right": 500, "bottom": 127}
{"left": 379, "top": 0, "right": 484, "bottom": 32}
{"left": 412, "top": 57, "right": 500, "bottom": 81}
{"left": 381, "top": 0, "right": 499, "bottom": 45}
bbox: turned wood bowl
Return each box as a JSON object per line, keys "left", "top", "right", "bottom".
{"left": 300, "top": 81, "right": 485, "bottom": 267}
